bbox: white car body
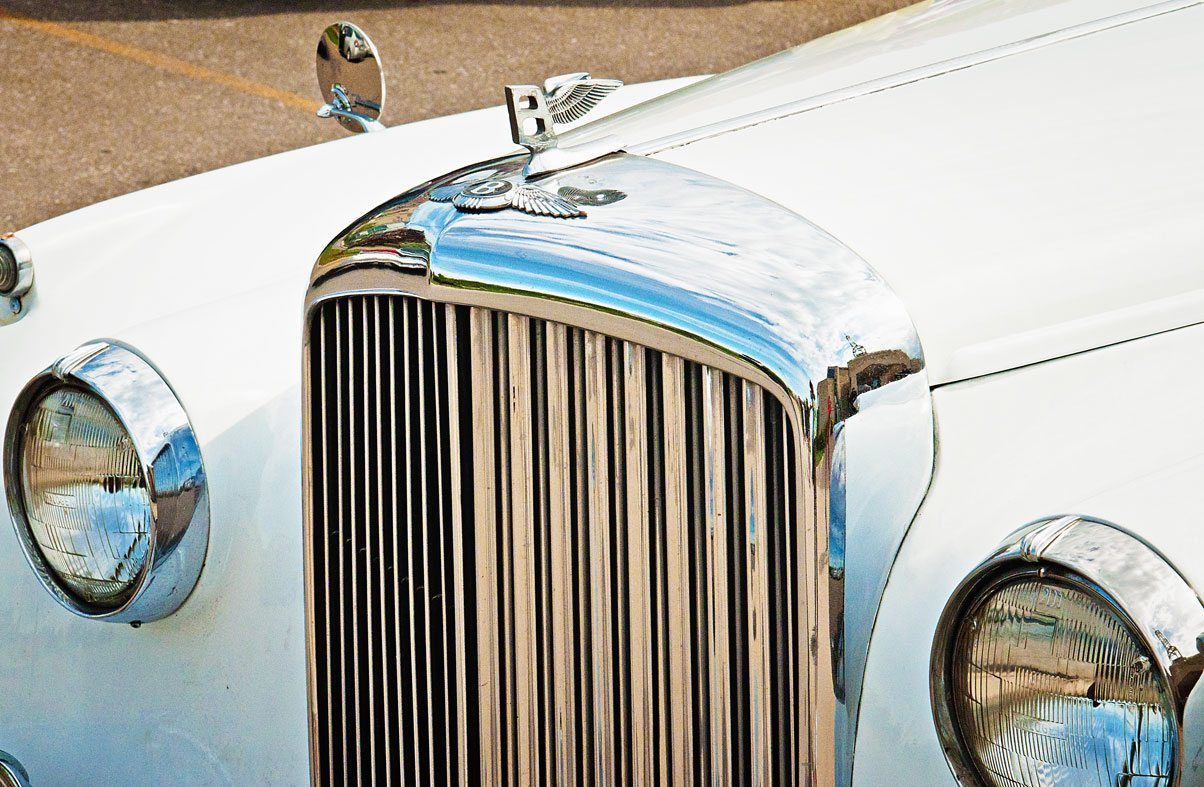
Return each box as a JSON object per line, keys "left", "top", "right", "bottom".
{"left": 1, "top": 0, "right": 1202, "bottom": 783}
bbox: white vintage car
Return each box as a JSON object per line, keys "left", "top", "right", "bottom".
{"left": 2, "top": 0, "right": 1202, "bottom": 784}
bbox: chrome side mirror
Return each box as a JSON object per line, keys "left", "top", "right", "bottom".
{"left": 315, "top": 22, "right": 385, "bottom": 134}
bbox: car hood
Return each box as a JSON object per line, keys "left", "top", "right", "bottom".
{"left": 655, "top": 0, "right": 1204, "bottom": 385}
{"left": 564, "top": 0, "right": 1152, "bottom": 153}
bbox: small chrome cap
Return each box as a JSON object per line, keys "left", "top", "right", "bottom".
{"left": 0, "top": 234, "right": 33, "bottom": 325}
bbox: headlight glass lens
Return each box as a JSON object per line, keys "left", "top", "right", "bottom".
{"left": 951, "top": 576, "right": 1176, "bottom": 786}
{"left": 19, "top": 387, "right": 152, "bottom": 607}
{"left": 0, "top": 243, "right": 17, "bottom": 293}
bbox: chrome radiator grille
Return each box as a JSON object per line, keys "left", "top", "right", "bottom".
{"left": 308, "top": 293, "right": 808, "bottom": 786}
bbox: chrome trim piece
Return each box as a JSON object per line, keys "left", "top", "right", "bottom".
{"left": 0, "top": 234, "right": 34, "bottom": 326}
{"left": 662, "top": 354, "right": 694, "bottom": 786}
{"left": 743, "top": 382, "right": 773, "bottom": 784}
{"left": 544, "top": 322, "right": 577, "bottom": 786}
{"left": 444, "top": 308, "right": 470, "bottom": 787}
{"left": 303, "top": 151, "right": 934, "bottom": 784}
{"left": 703, "top": 365, "right": 732, "bottom": 783}
{"left": 930, "top": 516, "right": 1204, "bottom": 785}
{"left": 0, "top": 751, "right": 29, "bottom": 787}
{"left": 3, "top": 341, "right": 209, "bottom": 623}
{"left": 469, "top": 309, "right": 503, "bottom": 787}
{"left": 584, "top": 330, "right": 615, "bottom": 783}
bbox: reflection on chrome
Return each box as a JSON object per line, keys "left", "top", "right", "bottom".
{"left": 305, "top": 151, "right": 934, "bottom": 783}
{"left": 0, "top": 750, "right": 29, "bottom": 787}
{"left": 4, "top": 341, "right": 209, "bottom": 623}
{"left": 932, "top": 517, "right": 1204, "bottom": 787}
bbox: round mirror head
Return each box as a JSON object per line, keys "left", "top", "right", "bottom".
{"left": 316, "top": 21, "right": 385, "bottom": 134}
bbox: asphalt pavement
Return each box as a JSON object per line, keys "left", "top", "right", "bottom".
{"left": 0, "top": 1, "right": 909, "bottom": 230}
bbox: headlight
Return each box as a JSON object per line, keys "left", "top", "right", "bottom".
{"left": 949, "top": 574, "right": 1174, "bottom": 785}
{"left": 4, "top": 341, "right": 208, "bottom": 623}
{"left": 932, "top": 517, "right": 1204, "bottom": 787}
{"left": 20, "top": 387, "right": 153, "bottom": 607}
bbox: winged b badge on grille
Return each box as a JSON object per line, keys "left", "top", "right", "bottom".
{"left": 427, "top": 73, "right": 626, "bottom": 219}
{"left": 428, "top": 177, "right": 586, "bottom": 218}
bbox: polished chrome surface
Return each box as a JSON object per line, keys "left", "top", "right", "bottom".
{"left": 931, "top": 517, "right": 1204, "bottom": 786}
{"left": 0, "top": 751, "right": 29, "bottom": 787}
{"left": 0, "top": 234, "right": 34, "bottom": 326}
{"left": 304, "top": 151, "right": 935, "bottom": 785}
{"left": 315, "top": 22, "right": 385, "bottom": 134}
{"left": 3, "top": 341, "right": 209, "bottom": 623}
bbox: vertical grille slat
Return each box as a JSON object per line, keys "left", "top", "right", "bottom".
{"left": 506, "top": 314, "right": 541, "bottom": 787}
{"left": 583, "top": 331, "right": 615, "bottom": 785}
{"left": 704, "top": 365, "right": 732, "bottom": 786}
{"left": 309, "top": 294, "right": 807, "bottom": 786}
{"left": 623, "top": 343, "right": 656, "bottom": 786}
{"left": 469, "top": 308, "right": 502, "bottom": 787}
{"left": 444, "top": 307, "right": 471, "bottom": 787}
{"left": 344, "top": 299, "right": 356, "bottom": 784}
{"left": 417, "top": 302, "right": 438, "bottom": 787}
{"left": 743, "top": 383, "right": 774, "bottom": 786}
{"left": 545, "top": 323, "right": 578, "bottom": 787}
{"left": 400, "top": 301, "right": 421, "bottom": 787}
{"left": 369, "top": 296, "right": 386, "bottom": 785}
{"left": 385, "top": 298, "right": 406, "bottom": 786}
{"left": 662, "top": 355, "right": 695, "bottom": 787}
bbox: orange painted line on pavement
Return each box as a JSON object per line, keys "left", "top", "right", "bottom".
{"left": 0, "top": 7, "right": 319, "bottom": 112}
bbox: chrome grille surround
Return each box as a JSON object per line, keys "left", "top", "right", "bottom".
{"left": 304, "top": 152, "right": 934, "bottom": 786}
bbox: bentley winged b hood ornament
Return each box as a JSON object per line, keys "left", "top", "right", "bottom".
{"left": 430, "top": 72, "right": 626, "bottom": 219}
{"left": 506, "top": 72, "right": 624, "bottom": 177}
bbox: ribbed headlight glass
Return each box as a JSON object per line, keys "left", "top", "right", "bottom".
{"left": 0, "top": 243, "right": 17, "bottom": 293}
{"left": 19, "top": 387, "right": 152, "bottom": 608}
{"left": 950, "top": 576, "right": 1176, "bottom": 786}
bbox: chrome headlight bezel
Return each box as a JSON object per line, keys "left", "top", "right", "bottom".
{"left": 3, "top": 341, "right": 209, "bottom": 623}
{"left": 0, "top": 749, "right": 30, "bottom": 787}
{"left": 930, "top": 516, "right": 1204, "bottom": 786}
